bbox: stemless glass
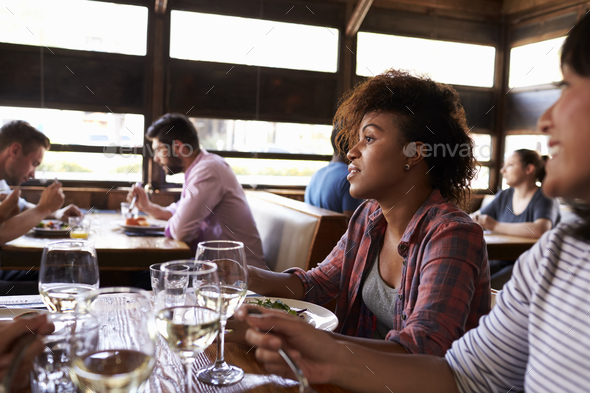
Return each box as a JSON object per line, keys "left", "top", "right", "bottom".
{"left": 38, "top": 240, "right": 100, "bottom": 313}
{"left": 31, "top": 313, "right": 99, "bottom": 393}
{"left": 195, "top": 241, "right": 248, "bottom": 386}
{"left": 70, "top": 287, "right": 157, "bottom": 393}
{"left": 154, "top": 261, "right": 221, "bottom": 393}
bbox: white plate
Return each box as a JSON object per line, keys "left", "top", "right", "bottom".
{"left": 0, "top": 308, "right": 48, "bottom": 320}
{"left": 33, "top": 220, "right": 71, "bottom": 236}
{"left": 117, "top": 220, "right": 166, "bottom": 232}
{"left": 245, "top": 297, "right": 338, "bottom": 332}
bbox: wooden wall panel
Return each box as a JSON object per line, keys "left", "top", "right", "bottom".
{"left": 361, "top": 7, "right": 500, "bottom": 45}
{"left": 168, "top": 60, "right": 336, "bottom": 124}
{"left": 510, "top": 11, "right": 579, "bottom": 45}
{"left": 258, "top": 69, "right": 337, "bottom": 124}
{"left": 43, "top": 53, "right": 145, "bottom": 112}
{"left": 167, "top": 60, "right": 258, "bottom": 119}
{"left": 505, "top": 88, "right": 560, "bottom": 132}
{"left": 0, "top": 45, "right": 41, "bottom": 104}
{"left": 171, "top": 0, "right": 344, "bottom": 27}
{"left": 454, "top": 88, "right": 496, "bottom": 131}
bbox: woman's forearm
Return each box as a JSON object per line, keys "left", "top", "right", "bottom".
{"left": 248, "top": 266, "right": 305, "bottom": 299}
{"left": 493, "top": 221, "right": 549, "bottom": 238}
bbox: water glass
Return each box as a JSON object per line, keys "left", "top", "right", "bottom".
{"left": 149, "top": 262, "right": 190, "bottom": 296}
{"left": 30, "top": 313, "right": 99, "bottom": 393}
{"left": 121, "top": 202, "right": 138, "bottom": 219}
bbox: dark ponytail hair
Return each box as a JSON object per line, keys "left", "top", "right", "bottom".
{"left": 561, "top": 12, "right": 590, "bottom": 240}
{"left": 513, "top": 149, "right": 546, "bottom": 183}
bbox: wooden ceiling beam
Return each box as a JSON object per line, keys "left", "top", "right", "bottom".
{"left": 345, "top": 0, "right": 374, "bottom": 37}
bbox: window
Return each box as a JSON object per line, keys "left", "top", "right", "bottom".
{"left": 167, "top": 158, "right": 329, "bottom": 187}
{"left": 509, "top": 36, "right": 565, "bottom": 88}
{"left": 170, "top": 11, "right": 339, "bottom": 73}
{"left": 356, "top": 32, "right": 496, "bottom": 87}
{"left": 190, "top": 118, "right": 333, "bottom": 155}
{"left": 472, "top": 166, "right": 490, "bottom": 190}
{"left": 504, "top": 135, "right": 549, "bottom": 156}
{"left": 472, "top": 133, "right": 492, "bottom": 162}
{"left": 0, "top": 0, "right": 148, "bottom": 55}
{"left": 39, "top": 152, "right": 142, "bottom": 183}
{"left": 0, "top": 106, "right": 144, "bottom": 183}
{"left": 165, "top": 118, "right": 333, "bottom": 186}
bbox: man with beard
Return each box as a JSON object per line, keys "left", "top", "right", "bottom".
{"left": 128, "top": 113, "right": 266, "bottom": 268}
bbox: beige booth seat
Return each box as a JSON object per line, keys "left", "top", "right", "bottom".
{"left": 245, "top": 191, "right": 348, "bottom": 272}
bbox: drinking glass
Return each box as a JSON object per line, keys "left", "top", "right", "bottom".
{"left": 194, "top": 241, "right": 248, "bottom": 386}
{"left": 149, "top": 262, "right": 190, "bottom": 295}
{"left": 70, "top": 287, "right": 157, "bottom": 393}
{"left": 68, "top": 217, "right": 90, "bottom": 240}
{"left": 38, "top": 240, "right": 100, "bottom": 313}
{"left": 154, "top": 261, "right": 221, "bottom": 392}
{"left": 30, "top": 313, "right": 99, "bottom": 393}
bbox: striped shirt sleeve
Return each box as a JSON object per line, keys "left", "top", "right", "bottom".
{"left": 445, "top": 233, "right": 547, "bottom": 392}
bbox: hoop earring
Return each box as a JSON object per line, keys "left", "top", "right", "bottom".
{"left": 404, "top": 164, "right": 410, "bottom": 171}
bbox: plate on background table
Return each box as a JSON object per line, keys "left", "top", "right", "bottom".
{"left": 245, "top": 297, "right": 338, "bottom": 331}
{"left": 117, "top": 220, "right": 166, "bottom": 232}
{"left": 33, "top": 220, "right": 71, "bottom": 236}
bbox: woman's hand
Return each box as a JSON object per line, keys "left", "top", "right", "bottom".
{"left": 234, "top": 305, "right": 338, "bottom": 384}
{"left": 473, "top": 213, "right": 498, "bottom": 231}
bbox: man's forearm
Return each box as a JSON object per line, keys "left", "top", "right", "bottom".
{"left": 329, "top": 341, "right": 459, "bottom": 393}
{"left": 144, "top": 202, "right": 173, "bottom": 220}
{"left": 0, "top": 206, "right": 52, "bottom": 244}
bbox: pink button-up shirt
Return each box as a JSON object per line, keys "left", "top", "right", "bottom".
{"left": 164, "top": 149, "right": 266, "bottom": 268}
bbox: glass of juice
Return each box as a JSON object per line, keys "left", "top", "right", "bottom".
{"left": 69, "top": 217, "right": 90, "bottom": 240}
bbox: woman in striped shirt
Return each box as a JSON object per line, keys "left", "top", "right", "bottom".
{"left": 236, "top": 11, "right": 590, "bottom": 393}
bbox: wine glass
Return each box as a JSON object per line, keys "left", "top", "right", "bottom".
{"left": 154, "top": 260, "right": 221, "bottom": 392}
{"left": 194, "top": 240, "right": 248, "bottom": 386}
{"left": 38, "top": 240, "right": 100, "bottom": 313}
{"left": 70, "top": 287, "right": 157, "bottom": 393}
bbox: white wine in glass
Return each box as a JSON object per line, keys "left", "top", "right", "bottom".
{"left": 71, "top": 287, "right": 157, "bottom": 393}
{"left": 195, "top": 240, "right": 248, "bottom": 386}
{"left": 154, "top": 261, "right": 221, "bottom": 393}
{"left": 39, "top": 240, "right": 99, "bottom": 313}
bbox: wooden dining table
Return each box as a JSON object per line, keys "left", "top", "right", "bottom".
{"left": 86, "top": 292, "right": 351, "bottom": 393}
{"left": 484, "top": 232, "right": 538, "bottom": 260}
{"left": 148, "top": 339, "right": 351, "bottom": 393}
{"left": 0, "top": 213, "right": 193, "bottom": 270}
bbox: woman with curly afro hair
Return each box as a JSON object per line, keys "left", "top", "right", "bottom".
{"left": 246, "top": 69, "right": 490, "bottom": 357}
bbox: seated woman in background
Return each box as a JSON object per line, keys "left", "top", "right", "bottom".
{"left": 238, "top": 13, "right": 590, "bottom": 392}
{"left": 471, "top": 149, "right": 560, "bottom": 287}
{"left": 245, "top": 68, "right": 490, "bottom": 357}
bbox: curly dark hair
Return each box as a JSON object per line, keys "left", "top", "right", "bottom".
{"left": 333, "top": 69, "right": 477, "bottom": 205}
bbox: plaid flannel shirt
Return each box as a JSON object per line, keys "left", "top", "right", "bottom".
{"left": 289, "top": 190, "right": 490, "bottom": 356}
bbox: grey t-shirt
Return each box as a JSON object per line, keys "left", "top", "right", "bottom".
{"left": 481, "top": 187, "right": 560, "bottom": 226}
